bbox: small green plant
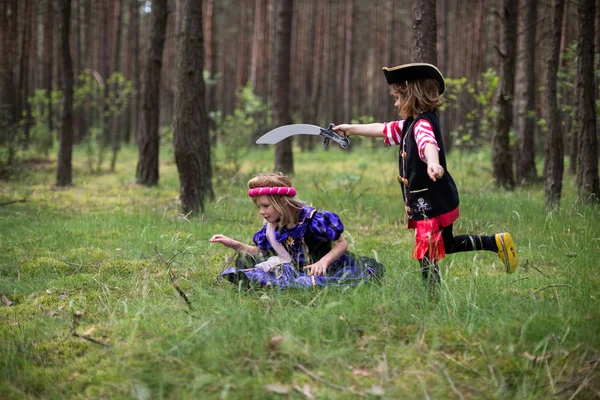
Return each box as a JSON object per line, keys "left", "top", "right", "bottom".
{"left": 27, "top": 88, "right": 63, "bottom": 156}
{"left": 74, "top": 69, "right": 132, "bottom": 173}
{"left": 443, "top": 69, "right": 498, "bottom": 151}
{"left": 211, "top": 84, "right": 272, "bottom": 179}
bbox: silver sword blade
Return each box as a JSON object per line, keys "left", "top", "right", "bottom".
{"left": 255, "top": 124, "right": 322, "bottom": 144}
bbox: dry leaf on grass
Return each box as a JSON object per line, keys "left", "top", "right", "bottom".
{"left": 1, "top": 295, "right": 13, "bottom": 306}
{"left": 82, "top": 326, "right": 96, "bottom": 336}
{"left": 368, "top": 384, "right": 385, "bottom": 396}
{"left": 268, "top": 335, "right": 284, "bottom": 351}
{"left": 352, "top": 367, "right": 371, "bottom": 377}
{"left": 293, "top": 383, "right": 314, "bottom": 399}
{"left": 265, "top": 383, "right": 291, "bottom": 394}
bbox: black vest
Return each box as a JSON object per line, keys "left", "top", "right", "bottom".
{"left": 399, "top": 112, "right": 459, "bottom": 220}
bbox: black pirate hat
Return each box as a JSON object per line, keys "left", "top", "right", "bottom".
{"left": 382, "top": 63, "right": 445, "bottom": 95}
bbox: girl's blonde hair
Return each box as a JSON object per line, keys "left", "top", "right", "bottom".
{"left": 247, "top": 173, "right": 304, "bottom": 227}
{"left": 389, "top": 78, "right": 443, "bottom": 119}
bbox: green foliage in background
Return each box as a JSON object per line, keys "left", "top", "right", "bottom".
{"left": 27, "top": 89, "right": 63, "bottom": 156}
{"left": 73, "top": 69, "right": 132, "bottom": 173}
{"left": 442, "top": 69, "right": 499, "bottom": 150}
{"left": 210, "top": 84, "right": 272, "bottom": 179}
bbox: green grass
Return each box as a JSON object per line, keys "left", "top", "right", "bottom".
{"left": 1, "top": 144, "right": 599, "bottom": 399}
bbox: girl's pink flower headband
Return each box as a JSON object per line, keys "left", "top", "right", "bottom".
{"left": 248, "top": 186, "right": 297, "bottom": 197}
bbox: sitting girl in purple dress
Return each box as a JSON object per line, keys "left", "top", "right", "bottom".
{"left": 209, "top": 173, "right": 384, "bottom": 288}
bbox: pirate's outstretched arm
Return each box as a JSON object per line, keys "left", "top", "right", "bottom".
{"left": 333, "top": 123, "right": 385, "bottom": 137}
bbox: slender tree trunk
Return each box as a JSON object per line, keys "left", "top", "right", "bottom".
{"left": 576, "top": 0, "right": 599, "bottom": 202}
{"left": 342, "top": 0, "right": 353, "bottom": 125}
{"left": 491, "top": 0, "right": 516, "bottom": 189}
{"left": 174, "top": 0, "right": 213, "bottom": 214}
{"left": 110, "top": 0, "right": 123, "bottom": 171}
{"left": 273, "top": 0, "right": 294, "bottom": 174}
{"left": 56, "top": 0, "right": 74, "bottom": 187}
{"left": 203, "top": 0, "right": 216, "bottom": 132}
{"left": 18, "top": 0, "right": 32, "bottom": 145}
{"left": 130, "top": 0, "right": 140, "bottom": 144}
{"left": 438, "top": 0, "right": 451, "bottom": 151}
{"left": 515, "top": 0, "right": 538, "bottom": 184}
{"left": 45, "top": 0, "right": 54, "bottom": 145}
{"left": 136, "top": 0, "right": 168, "bottom": 186}
{"left": 412, "top": 0, "right": 437, "bottom": 64}
{"left": 235, "top": 0, "right": 249, "bottom": 93}
{"left": 122, "top": 0, "right": 136, "bottom": 143}
{"left": 1, "top": 0, "right": 19, "bottom": 167}
{"left": 544, "top": 0, "right": 565, "bottom": 207}
{"left": 97, "top": 0, "right": 111, "bottom": 170}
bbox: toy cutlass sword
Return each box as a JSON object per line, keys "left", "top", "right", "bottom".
{"left": 255, "top": 123, "right": 351, "bottom": 148}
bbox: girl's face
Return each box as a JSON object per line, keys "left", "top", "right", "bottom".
{"left": 255, "top": 195, "right": 281, "bottom": 224}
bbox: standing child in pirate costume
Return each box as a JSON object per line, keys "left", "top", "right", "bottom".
{"left": 333, "top": 63, "right": 517, "bottom": 290}
{"left": 209, "top": 173, "right": 384, "bottom": 288}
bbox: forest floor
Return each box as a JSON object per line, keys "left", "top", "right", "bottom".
{"left": 1, "top": 143, "right": 599, "bottom": 399}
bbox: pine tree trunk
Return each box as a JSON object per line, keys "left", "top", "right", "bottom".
{"left": 544, "top": 0, "right": 565, "bottom": 207}
{"left": 273, "top": 0, "right": 294, "bottom": 174}
{"left": 56, "top": 0, "right": 74, "bottom": 187}
{"left": 18, "top": 0, "right": 32, "bottom": 145}
{"left": 203, "top": 0, "right": 216, "bottom": 132}
{"left": 491, "top": 0, "right": 516, "bottom": 189}
{"left": 576, "top": 0, "right": 599, "bottom": 202}
{"left": 342, "top": 0, "right": 353, "bottom": 125}
{"left": 515, "top": 0, "right": 538, "bottom": 184}
{"left": 45, "top": 0, "right": 54, "bottom": 143}
{"left": 412, "top": 0, "right": 437, "bottom": 64}
{"left": 136, "top": 0, "right": 168, "bottom": 186}
{"left": 110, "top": 0, "right": 123, "bottom": 171}
{"left": 130, "top": 0, "right": 140, "bottom": 144}
{"left": 174, "top": 0, "right": 213, "bottom": 215}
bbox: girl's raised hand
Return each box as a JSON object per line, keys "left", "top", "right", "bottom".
{"left": 209, "top": 234, "right": 238, "bottom": 249}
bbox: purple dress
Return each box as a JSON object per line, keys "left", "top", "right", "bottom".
{"left": 220, "top": 206, "right": 384, "bottom": 288}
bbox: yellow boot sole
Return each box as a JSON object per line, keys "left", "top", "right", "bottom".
{"left": 496, "top": 233, "right": 518, "bottom": 273}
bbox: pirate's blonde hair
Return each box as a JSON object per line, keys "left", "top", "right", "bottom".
{"left": 389, "top": 78, "right": 443, "bottom": 119}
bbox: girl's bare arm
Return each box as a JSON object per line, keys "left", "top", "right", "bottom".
{"left": 333, "top": 123, "right": 385, "bottom": 137}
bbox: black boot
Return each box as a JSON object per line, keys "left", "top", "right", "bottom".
{"left": 419, "top": 258, "right": 440, "bottom": 295}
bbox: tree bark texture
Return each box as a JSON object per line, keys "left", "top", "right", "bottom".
{"left": 45, "top": 0, "right": 54, "bottom": 138}
{"left": 136, "top": 0, "right": 168, "bottom": 186}
{"left": 56, "top": 0, "right": 74, "bottom": 187}
{"left": 544, "top": 0, "right": 565, "bottom": 207}
{"left": 412, "top": 0, "right": 437, "bottom": 64}
{"left": 273, "top": 0, "right": 294, "bottom": 174}
{"left": 130, "top": 0, "right": 140, "bottom": 144}
{"left": 110, "top": 0, "right": 123, "bottom": 171}
{"left": 18, "top": 0, "right": 32, "bottom": 143}
{"left": 576, "top": 0, "right": 599, "bottom": 202}
{"left": 515, "top": 0, "right": 538, "bottom": 184}
{"left": 492, "top": 0, "right": 517, "bottom": 189}
{"left": 173, "top": 0, "right": 214, "bottom": 215}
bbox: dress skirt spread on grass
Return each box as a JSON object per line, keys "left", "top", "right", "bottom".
{"left": 220, "top": 206, "right": 384, "bottom": 288}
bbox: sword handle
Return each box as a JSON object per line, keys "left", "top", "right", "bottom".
{"left": 320, "top": 123, "right": 350, "bottom": 149}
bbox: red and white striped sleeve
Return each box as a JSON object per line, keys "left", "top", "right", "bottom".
{"left": 382, "top": 120, "right": 405, "bottom": 146}
{"left": 414, "top": 119, "right": 439, "bottom": 161}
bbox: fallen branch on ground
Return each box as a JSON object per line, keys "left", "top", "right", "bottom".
{"left": 0, "top": 199, "right": 26, "bottom": 206}
{"left": 155, "top": 240, "right": 193, "bottom": 309}
{"left": 532, "top": 284, "right": 572, "bottom": 296}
